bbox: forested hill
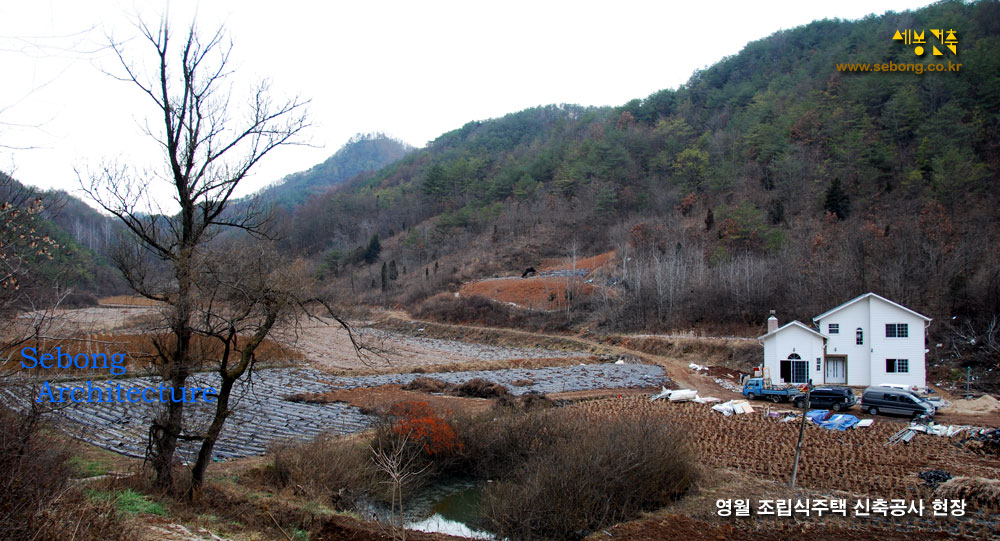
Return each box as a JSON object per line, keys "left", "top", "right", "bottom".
{"left": 256, "top": 133, "right": 414, "bottom": 208}
{"left": 0, "top": 173, "right": 124, "bottom": 299}
{"left": 291, "top": 0, "right": 999, "bottom": 335}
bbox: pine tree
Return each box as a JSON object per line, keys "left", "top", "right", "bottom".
{"left": 364, "top": 234, "right": 382, "bottom": 264}
{"left": 823, "top": 179, "right": 850, "bottom": 220}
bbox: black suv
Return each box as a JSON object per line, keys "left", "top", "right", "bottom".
{"left": 793, "top": 387, "right": 857, "bottom": 411}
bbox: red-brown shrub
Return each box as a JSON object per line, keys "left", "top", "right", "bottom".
{"left": 388, "top": 401, "right": 462, "bottom": 457}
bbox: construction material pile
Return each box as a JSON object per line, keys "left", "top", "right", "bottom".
{"left": 959, "top": 427, "right": 1000, "bottom": 457}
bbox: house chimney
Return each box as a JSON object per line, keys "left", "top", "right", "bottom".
{"left": 767, "top": 310, "right": 778, "bottom": 333}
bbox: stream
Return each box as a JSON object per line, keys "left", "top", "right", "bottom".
{"left": 370, "top": 479, "right": 494, "bottom": 539}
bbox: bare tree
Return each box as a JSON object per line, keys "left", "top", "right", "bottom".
{"left": 370, "top": 432, "right": 428, "bottom": 541}
{"left": 80, "top": 16, "right": 309, "bottom": 490}
{"left": 186, "top": 242, "right": 303, "bottom": 495}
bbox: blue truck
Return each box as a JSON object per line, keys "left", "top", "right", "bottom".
{"left": 741, "top": 377, "right": 802, "bottom": 403}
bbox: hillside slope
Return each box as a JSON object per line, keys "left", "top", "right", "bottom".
{"left": 292, "top": 1, "right": 998, "bottom": 344}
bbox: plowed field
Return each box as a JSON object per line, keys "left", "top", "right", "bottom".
{"left": 459, "top": 250, "right": 615, "bottom": 310}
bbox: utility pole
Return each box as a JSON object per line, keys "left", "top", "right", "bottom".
{"left": 790, "top": 379, "right": 812, "bottom": 487}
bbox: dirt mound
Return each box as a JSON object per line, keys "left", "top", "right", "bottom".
{"left": 946, "top": 394, "right": 1000, "bottom": 414}
{"left": 400, "top": 376, "right": 512, "bottom": 399}
{"left": 495, "top": 392, "right": 554, "bottom": 411}
{"left": 453, "top": 377, "right": 510, "bottom": 398}
{"left": 401, "top": 376, "right": 451, "bottom": 393}
{"left": 287, "top": 384, "right": 494, "bottom": 417}
{"left": 707, "top": 365, "right": 744, "bottom": 380}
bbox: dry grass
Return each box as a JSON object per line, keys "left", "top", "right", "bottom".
{"left": 263, "top": 436, "right": 377, "bottom": 509}
{"left": 401, "top": 376, "right": 452, "bottom": 393}
{"left": 937, "top": 477, "right": 1000, "bottom": 512}
{"left": 479, "top": 410, "right": 696, "bottom": 540}
{"left": 538, "top": 250, "right": 616, "bottom": 272}
{"left": 606, "top": 334, "right": 760, "bottom": 371}
{"left": 98, "top": 295, "right": 164, "bottom": 307}
{"left": 321, "top": 354, "right": 606, "bottom": 378}
{"left": 0, "top": 407, "right": 134, "bottom": 540}
{"left": 3, "top": 333, "right": 304, "bottom": 378}
{"left": 460, "top": 276, "right": 596, "bottom": 310}
{"left": 374, "top": 314, "right": 611, "bottom": 353}
{"left": 568, "top": 397, "right": 1000, "bottom": 500}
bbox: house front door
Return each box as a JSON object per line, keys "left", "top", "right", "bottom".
{"left": 826, "top": 356, "right": 846, "bottom": 384}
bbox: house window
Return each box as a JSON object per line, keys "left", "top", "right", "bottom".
{"left": 828, "top": 323, "right": 839, "bottom": 334}
{"left": 856, "top": 328, "right": 864, "bottom": 345}
{"left": 816, "top": 358, "right": 821, "bottom": 371}
{"left": 885, "top": 323, "right": 909, "bottom": 338}
{"left": 886, "top": 359, "right": 909, "bottom": 373}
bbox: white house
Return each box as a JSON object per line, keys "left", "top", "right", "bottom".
{"left": 758, "top": 319, "right": 827, "bottom": 385}
{"left": 759, "top": 293, "right": 931, "bottom": 388}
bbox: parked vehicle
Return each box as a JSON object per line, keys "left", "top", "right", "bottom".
{"left": 860, "top": 386, "right": 935, "bottom": 418}
{"left": 793, "top": 386, "right": 856, "bottom": 411}
{"left": 741, "top": 377, "right": 801, "bottom": 403}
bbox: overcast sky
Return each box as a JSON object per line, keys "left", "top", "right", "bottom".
{"left": 1, "top": 0, "right": 935, "bottom": 201}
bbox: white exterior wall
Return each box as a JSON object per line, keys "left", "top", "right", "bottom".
{"left": 762, "top": 325, "right": 826, "bottom": 384}
{"left": 868, "top": 297, "right": 926, "bottom": 389}
{"left": 814, "top": 295, "right": 927, "bottom": 388}
{"left": 817, "top": 301, "right": 871, "bottom": 386}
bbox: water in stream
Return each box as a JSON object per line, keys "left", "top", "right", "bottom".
{"left": 406, "top": 483, "right": 492, "bottom": 539}
{"left": 367, "top": 480, "right": 494, "bottom": 539}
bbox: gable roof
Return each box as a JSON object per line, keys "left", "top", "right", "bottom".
{"left": 812, "top": 292, "right": 932, "bottom": 323}
{"left": 758, "top": 320, "right": 828, "bottom": 341}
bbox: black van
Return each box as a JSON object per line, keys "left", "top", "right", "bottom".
{"left": 793, "top": 387, "right": 856, "bottom": 411}
{"left": 860, "top": 386, "right": 935, "bottom": 418}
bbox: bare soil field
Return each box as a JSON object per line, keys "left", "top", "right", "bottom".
{"left": 15, "top": 305, "right": 159, "bottom": 335}
{"left": 603, "top": 333, "right": 762, "bottom": 372}
{"left": 98, "top": 295, "right": 164, "bottom": 307}
{"left": 459, "top": 276, "right": 597, "bottom": 310}
{"left": 290, "top": 315, "right": 594, "bottom": 373}
{"left": 292, "top": 384, "right": 497, "bottom": 417}
{"left": 457, "top": 250, "right": 615, "bottom": 310}
{"left": 537, "top": 250, "right": 616, "bottom": 271}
